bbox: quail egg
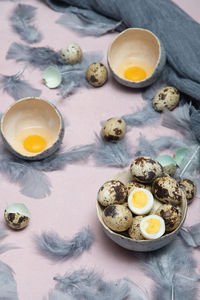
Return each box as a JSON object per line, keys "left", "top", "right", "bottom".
{"left": 153, "top": 86, "right": 180, "bottom": 112}
{"left": 86, "top": 62, "right": 108, "bottom": 87}
{"left": 4, "top": 203, "right": 30, "bottom": 230}
{"left": 156, "top": 154, "right": 177, "bottom": 177}
{"left": 102, "top": 117, "right": 126, "bottom": 142}
{"left": 128, "top": 216, "right": 144, "bottom": 240}
{"left": 128, "top": 188, "right": 154, "bottom": 215}
{"left": 97, "top": 180, "right": 127, "bottom": 207}
{"left": 130, "top": 156, "right": 163, "bottom": 183}
{"left": 102, "top": 204, "right": 133, "bottom": 232}
{"left": 152, "top": 175, "right": 184, "bottom": 205}
{"left": 178, "top": 178, "right": 196, "bottom": 204}
{"left": 126, "top": 181, "right": 146, "bottom": 196}
{"left": 60, "top": 43, "right": 82, "bottom": 65}
{"left": 155, "top": 204, "right": 182, "bottom": 232}
{"left": 140, "top": 215, "right": 165, "bottom": 240}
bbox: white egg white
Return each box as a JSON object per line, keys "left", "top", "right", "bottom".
{"left": 128, "top": 188, "right": 154, "bottom": 215}
{"left": 140, "top": 215, "right": 165, "bottom": 240}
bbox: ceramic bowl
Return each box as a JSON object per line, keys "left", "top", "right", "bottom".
{"left": 107, "top": 28, "right": 166, "bottom": 88}
{"left": 0, "top": 97, "right": 64, "bottom": 160}
{"left": 96, "top": 169, "right": 187, "bottom": 252}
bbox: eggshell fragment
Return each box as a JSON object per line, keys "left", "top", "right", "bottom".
{"left": 97, "top": 180, "right": 127, "bottom": 207}
{"left": 103, "top": 204, "right": 133, "bottom": 232}
{"left": 130, "top": 156, "right": 163, "bottom": 183}
{"left": 153, "top": 86, "right": 180, "bottom": 112}
{"left": 86, "top": 62, "right": 108, "bottom": 87}
{"left": 4, "top": 203, "right": 30, "bottom": 230}
{"left": 156, "top": 154, "right": 177, "bottom": 177}
{"left": 43, "top": 66, "right": 62, "bottom": 89}
{"left": 102, "top": 117, "right": 126, "bottom": 141}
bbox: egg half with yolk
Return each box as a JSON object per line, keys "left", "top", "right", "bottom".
{"left": 124, "top": 66, "right": 147, "bottom": 82}
{"left": 23, "top": 135, "right": 47, "bottom": 153}
{"left": 140, "top": 215, "right": 165, "bottom": 240}
{"left": 128, "top": 188, "right": 154, "bottom": 215}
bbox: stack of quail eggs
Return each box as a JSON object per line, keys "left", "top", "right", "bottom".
{"left": 97, "top": 156, "right": 196, "bottom": 241}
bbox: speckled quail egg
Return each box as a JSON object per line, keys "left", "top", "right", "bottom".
{"left": 102, "top": 204, "right": 133, "bottom": 232}
{"left": 128, "top": 216, "right": 144, "bottom": 240}
{"left": 155, "top": 204, "right": 182, "bottom": 232}
{"left": 4, "top": 203, "right": 30, "bottom": 230}
{"left": 126, "top": 181, "right": 145, "bottom": 196}
{"left": 178, "top": 179, "right": 196, "bottom": 204}
{"left": 97, "top": 180, "right": 127, "bottom": 207}
{"left": 153, "top": 86, "right": 180, "bottom": 112}
{"left": 128, "top": 188, "right": 154, "bottom": 215}
{"left": 149, "top": 199, "right": 162, "bottom": 214}
{"left": 140, "top": 215, "right": 165, "bottom": 240}
{"left": 152, "top": 175, "right": 184, "bottom": 205}
{"left": 60, "top": 43, "right": 82, "bottom": 65}
{"left": 102, "top": 117, "right": 126, "bottom": 142}
{"left": 86, "top": 62, "right": 108, "bottom": 87}
{"left": 130, "top": 156, "right": 163, "bottom": 183}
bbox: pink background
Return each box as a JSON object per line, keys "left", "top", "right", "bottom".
{"left": 0, "top": 0, "right": 200, "bottom": 299}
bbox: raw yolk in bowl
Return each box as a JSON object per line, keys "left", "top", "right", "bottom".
{"left": 23, "top": 135, "right": 47, "bottom": 153}
{"left": 124, "top": 66, "right": 147, "bottom": 81}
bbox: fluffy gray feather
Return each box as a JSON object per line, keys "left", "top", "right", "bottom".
{"left": 6, "top": 43, "right": 65, "bottom": 69}
{"left": 180, "top": 223, "right": 200, "bottom": 248}
{"left": 56, "top": 6, "right": 123, "bottom": 36}
{"left": 141, "top": 237, "right": 200, "bottom": 300}
{"left": 35, "top": 227, "right": 94, "bottom": 261}
{"left": 53, "top": 269, "right": 149, "bottom": 300}
{"left": 10, "top": 4, "right": 42, "bottom": 43}
{"left": 0, "top": 228, "right": 17, "bottom": 254}
{"left": 93, "top": 134, "right": 132, "bottom": 167}
{"left": 142, "top": 78, "right": 166, "bottom": 102}
{"left": 123, "top": 103, "right": 160, "bottom": 127}
{"left": 0, "top": 260, "right": 19, "bottom": 300}
{"left": 0, "top": 71, "right": 41, "bottom": 100}
{"left": 31, "top": 144, "right": 95, "bottom": 172}
{"left": 190, "top": 109, "right": 200, "bottom": 143}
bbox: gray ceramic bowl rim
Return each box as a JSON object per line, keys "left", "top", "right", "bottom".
{"left": 107, "top": 27, "right": 163, "bottom": 84}
{"left": 0, "top": 97, "right": 64, "bottom": 160}
{"left": 96, "top": 170, "right": 187, "bottom": 247}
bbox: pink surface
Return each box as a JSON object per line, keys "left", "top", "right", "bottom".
{"left": 0, "top": 0, "right": 200, "bottom": 299}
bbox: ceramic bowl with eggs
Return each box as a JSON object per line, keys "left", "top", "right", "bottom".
{"left": 96, "top": 156, "right": 188, "bottom": 252}
{"left": 0, "top": 97, "right": 64, "bottom": 160}
{"left": 107, "top": 28, "right": 166, "bottom": 88}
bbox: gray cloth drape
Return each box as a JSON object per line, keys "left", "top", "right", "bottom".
{"left": 43, "top": 0, "right": 200, "bottom": 103}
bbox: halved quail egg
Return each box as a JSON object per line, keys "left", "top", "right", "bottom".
{"left": 140, "top": 215, "right": 165, "bottom": 240}
{"left": 128, "top": 188, "right": 154, "bottom": 215}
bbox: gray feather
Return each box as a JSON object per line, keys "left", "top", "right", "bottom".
{"left": 0, "top": 228, "right": 17, "bottom": 254}
{"left": 10, "top": 4, "right": 42, "bottom": 43}
{"left": 35, "top": 227, "right": 94, "bottom": 261}
{"left": 141, "top": 237, "right": 200, "bottom": 300}
{"left": 0, "top": 149, "right": 51, "bottom": 199}
{"left": 0, "top": 71, "right": 41, "bottom": 100}
{"left": 6, "top": 43, "right": 65, "bottom": 69}
{"left": 93, "top": 134, "right": 132, "bottom": 167}
{"left": 142, "top": 78, "right": 166, "bottom": 102}
{"left": 47, "top": 290, "right": 72, "bottom": 300}
{"left": 135, "top": 135, "right": 157, "bottom": 158}
{"left": 0, "top": 260, "right": 19, "bottom": 300}
{"left": 123, "top": 103, "right": 160, "bottom": 127}
{"left": 53, "top": 269, "right": 149, "bottom": 300}
{"left": 190, "top": 109, "right": 200, "bottom": 143}
{"left": 179, "top": 223, "right": 200, "bottom": 248}
{"left": 56, "top": 6, "right": 122, "bottom": 36}
{"left": 31, "top": 144, "right": 95, "bottom": 172}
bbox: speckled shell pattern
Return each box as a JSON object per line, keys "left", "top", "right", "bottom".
{"left": 98, "top": 180, "right": 127, "bottom": 207}
{"left": 4, "top": 211, "right": 29, "bottom": 230}
{"left": 155, "top": 204, "right": 182, "bottom": 232}
{"left": 178, "top": 179, "right": 196, "bottom": 204}
{"left": 153, "top": 86, "right": 180, "bottom": 112}
{"left": 102, "top": 117, "right": 126, "bottom": 141}
{"left": 108, "top": 40, "right": 166, "bottom": 88}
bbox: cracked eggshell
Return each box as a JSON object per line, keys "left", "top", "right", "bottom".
{"left": 153, "top": 86, "right": 180, "bottom": 112}
{"left": 155, "top": 204, "right": 182, "bottom": 232}
{"left": 178, "top": 179, "right": 196, "bottom": 204}
{"left": 43, "top": 66, "right": 62, "bottom": 89}
{"left": 102, "top": 204, "right": 133, "bottom": 232}
{"left": 0, "top": 97, "right": 64, "bottom": 160}
{"left": 4, "top": 203, "right": 30, "bottom": 230}
{"left": 128, "top": 216, "right": 144, "bottom": 240}
{"left": 130, "top": 156, "right": 164, "bottom": 183}
{"left": 86, "top": 62, "right": 108, "bottom": 87}
{"left": 60, "top": 43, "right": 82, "bottom": 65}
{"left": 152, "top": 175, "right": 184, "bottom": 205}
{"left": 102, "top": 117, "right": 126, "bottom": 142}
{"left": 97, "top": 180, "right": 127, "bottom": 207}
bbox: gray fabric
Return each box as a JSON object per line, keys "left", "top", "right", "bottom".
{"left": 44, "top": 0, "right": 200, "bottom": 103}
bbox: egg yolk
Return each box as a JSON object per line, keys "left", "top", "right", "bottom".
{"left": 146, "top": 218, "right": 161, "bottom": 234}
{"left": 23, "top": 135, "right": 47, "bottom": 153}
{"left": 124, "top": 66, "right": 147, "bottom": 81}
{"left": 131, "top": 191, "right": 148, "bottom": 208}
